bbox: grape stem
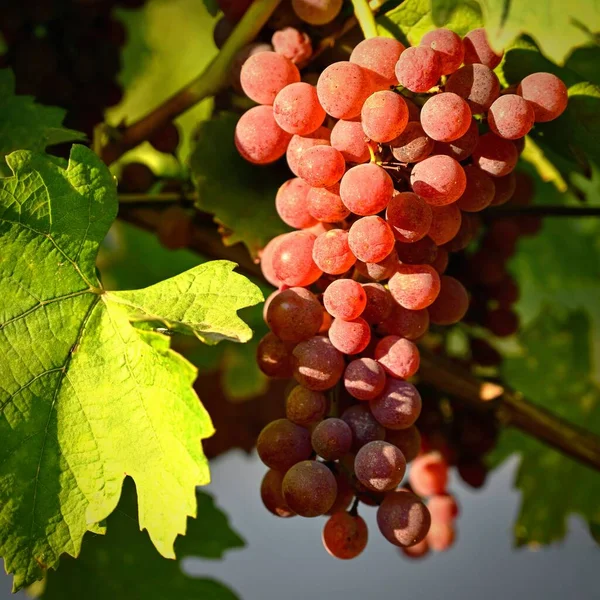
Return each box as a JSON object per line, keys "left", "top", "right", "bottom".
{"left": 350, "top": 0, "right": 379, "bottom": 39}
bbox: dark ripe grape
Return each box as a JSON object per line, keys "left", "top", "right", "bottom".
{"left": 328, "top": 317, "right": 371, "bottom": 355}
{"left": 513, "top": 136, "right": 526, "bottom": 155}
{"left": 348, "top": 216, "right": 395, "bottom": 263}
{"left": 276, "top": 178, "right": 318, "bottom": 229}
{"left": 344, "top": 358, "right": 386, "bottom": 400}
{"left": 386, "top": 426, "right": 422, "bottom": 463}
{"left": 488, "top": 94, "right": 535, "bottom": 140}
{"left": 341, "top": 404, "right": 386, "bottom": 451}
{"left": 313, "top": 229, "right": 357, "bottom": 275}
{"left": 395, "top": 46, "right": 441, "bottom": 93}
{"left": 327, "top": 470, "right": 355, "bottom": 514}
{"left": 331, "top": 119, "right": 372, "bottom": 164}
{"left": 428, "top": 494, "right": 459, "bottom": 524}
{"left": 266, "top": 287, "right": 323, "bottom": 343}
{"left": 293, "top": 336, "right": 345, "bottom": 390}
{"left": 401, "top": 538, "right": 430, "bottom": 559}
{"left": 389, "top": 264, "right": 441, "bottom": 310}
{"left": 375, "top": 336, "right": 420, "bottom": 379}
{"left": 257, "top": 332, "right": 294, "bottom": 378}
{"left": 427, "top": 523, "right": 456, "bottom": 551}
{"left": 483, "top": 220, "right": 520, "bottom": 258}
{"left": 119, "top": 162, "right": 155, "bottom": 192}
{"left": 308, "top": 183, "right": 350, "bottom": 223}
{"left": 362, "top": 283, "right": 393, "bottom": 325}
{"left": 409, "top": 453, "right": 448, "bottom": 496}
{"left": 469, "top": 337, "right": 502, "bottom": 367}
{"left": 377, "top": 490, "right": 431, "bottom": 547}
{"left": 235, "top": 105, "right": 292, "bottom": 164}
{"left": 240, "top": 51, "right": 300, "bottom": 105}
{"left": 427, "top": 276, "right": 469, "bottom": 325}
{"left": 434, "top": 119, "right": 479, "bottom": 162}
{"left": 274, "top": 82, "right": 326, "bottom": 135}
{"left": 261, "top": 469, "right": 296, "bottom": 517}
{"left": 259, "top": 234, "right": 287, "bottom": 287}
{"left": 443, "top": 212, "right": 480, "bottom": 252}
{"left": 156, "top": 206, "right": 193, "bottom": 250}
{"left": 361, "top": 90, "right": 409, "bottom": 143}
{"left": 420, "top": 28, "right": 464, "bottom": 75}
{"left": 510, "top": 172, "right": 536, "bottom": 206}
{"left": 286, "top": 127, "right": 331, "bottom": 176}
{"left": 272, "top": 27, "right": 312, "bottom": 64}
{"left": 311, "top": 418, "right": 353, "bottom": 460}
{"left": 286, "top": 385, "right": 329, "bottom": 426}
{"left": 297, "top": 145, "right": 346, "bottom": 188}
{"left": 487, "top": 274, "right": 520, "bottom": 307}
{"left": 355, "top": 250, "right": 399, "bottom": 282}
{"left": 471, "top": 132, "right": 518, "bottom": 177}
{"left": 410, "top": 155, "right": 467, "bottom": 206}
{"left": 272, "top": 231, "right": 323, "bottom": 286}
{"left": 148, "top": 121, "right": 180, "bottom": 154}
{"left": 386, "top": 192, "right": 432, "bottom": 244}
{"left": 350, "top": 37, "right": 405, "bottom": 88}
{"left": 428, "top": 203, "right": 462, "bottom": 246}
{"left": 420, "top": 92, "right": 472, "bottom": 142}
{"left": 490, "top": 172, "right": 517, "bottom": 206}
{"left": 468, "top": 250, "right": 507, "bottom": 285}
{"left": 282, "top": 460, "right": 338, "bottom": 517}
{"left": 213, "top": 16, "right": 235, "bottom": 48}
{"left": 340, "top": 163, "right": 394, "bottom": 216}
{"left": 257, "top": 419, "right": 312, "bottom": 471}
{"left": 323, "top": 279, "right": 367, "bottom": 320}
{"left": 292, "top": 0, "right": 343, "bottom": 25}
{"left": 378, "top": 303, "right": 430, "bottom": 340}
{"left": 355, "top": 440, "right": 407, "bottom": 492}
{"left": 370, "top": 379, "right": 422, "bottom": 430}
{"left": 486, "top": 308, "right": 519, "bottom": 337}
{"left": 395, "top": 236, "right": 438, "bottom": 265}
{"left": 323, "top": 512, "right": 368, "bottom": 559}
{"left": 405, "top": 98, "right": 421, "bottom": 121}
{"left": 317, "top": 61, "right": 375, "bottom": 119}
{"left": 463, "top": 28, "right": 503, "bottom": 69}
{"left": 390, "top": 122, "right": 434, "bottom": 164}
{"left": 431, "top": 246, "right": 449, "bottom": 274}
{"left": 458, "top": 459, "right": 488, "bottom": 488}
{"left": 517, "top": 72, "right": 568, "bottom": 122}
{"left": 456, "top": 166, "right": 496, "bottom": 212}
{"left": 445, "top": 63, "right": 500, "bottom": 113}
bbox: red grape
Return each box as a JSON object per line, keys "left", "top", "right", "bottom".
{"left": 355, "top": 440, "right": 407, "bottom": 492}
{"left": 266, "top": 287, "right": 323, "bottom": 343}
{"left": 486, "top": 308, "right": 519, "bottom": 337}
{"left": 276, "top": 178, "right": 318, "bottom": 228}
{"left": 420, "top": 28, "right": 464, "bottom": 75}
{"left": 311, "top": 418, "right": 353, "bottom": 460}
{"left": 390, "top": 121, "right": 434, "bottom": 163}
{"left": 293, "top": 336, "right": 346, "bottom": 390}
{"left": 340, "top": 163, "right": 394, "bottom": 216}
{"left": 472, "top": 132, "right": 518, "bottom": 177}
{"left": 428, "top": 203, "right": 462, "bottom": 246}
{"left": 307, "top": 183, "right": 350, "bottom": 223}
{"left": 410, "top": 155, "right": 466, "bottom": 206}
{"left": 488, "top": 94, "right": 535, "bottom": 140}
{"left": 344, "top": 357, "right": 386, "bottom": 400}
{"left": 386, "top": 191, "right": 432, "bottom": 243}
{"left": 361, "top": 283, "right": 393, "bottom": 325}
{"left": 395, "top": 46, "right": 441, "bottom": 93}
{"left": 257, "top": 332, "right": 294, "bottom": 378}
{"left": 355, "top": 250, "right": 399, "bottom": 281}
{"left": 328, "top": 317, "right": 371, "bottom": 354}
{"left": 240, "top": 51, "right": 300, "bottom": 105}
{"left": 323, "top": 278, "right": 367, "bottom": 320}
{"left": 375, "top": 336, "right": 420, "bottom": 379}
{"left": 430, "top": 246, "right": 449, "bottom": 274}
{"left": 261, "top": 469, "right": 296, "bottom": 518}
{"left": 292, "top": 0, "right": 343, "bottom": 25}
{"left": 395, "top": 236, "right": 438, "bottom": 265}
{"left": 463, "top": 28, "right": 503, "bottom": 69}
{"left": 409, "top": 452, "right": 448, "bottom": 496}
{"left": 148, "top": 121, "right": 180, "bottom": 154}
{"left": 350, "top": 36, "right": 406, "bottom": 87}
{"left": 272, "top": 27, "right": 313, "bottom": 64}
{"left": 490, "top": 172, "right": 516, "bottom": 206}
{"left": 517, "top": 72, "right": 568, "bottom": 122}
{"left": 427, "top": 522, "right": 456, "bottom": 551}
{"left": 427, "top": 275, "right": 469, "bottom": 325}
{"left": 273, "top": 82, "right": 326, "bottom": 135}
{"left": 386, "top": 426, "right": 422, "bottom": 463}
{"left": 428, "top": 494, "right": 459, "bottom": 524}
{"left": 456, "top": 165, "right": 496, "bottom": 212}
{"left": 389, "top": 264, "right": 441, "bottom": 310}
{"left": 297, "top": 145, "right": 346, "bottom": 187}
{"left": 286, "top": 127, "right": 331, "bottom": 176}
{"left": 257, "top": 419, "right": 312, "bottom": 471}
{"left": 433, "top": 119, "right": 479, "bottom": 162}
{"left": 323, "top": 512, "right": 369, "bottom": 559}
{"left": 348, "top": 216, "right": 395, "bottom": 263}
{"left": 401, "top": 538, "right": 429, "bottom": 558}
{"left": 445, "top": 63, "right": 500, "bottom": 112}
{"left": 312, "top": 228, "right": 357, "bottom": 274}
{"left": 378, "top": 303, "right": 430, "bottom": 340}
{"left": 331, "top": 118, "right": 372, "bottom": 164}
{"left": 341, "top": 404, "right": 386, "bottom": 451}
{"left": 120, "top": 162, "right": 155, "bottom": 193}
{"left": 420, "top": 92, "right": 472, "bottom": 142}
{"left": 283, "top": 460, "right": 338, "bottom": 517}
{"left": 260, "top": 234, "right": 287, "bottom": 287}
{"left": 272, "top": 231, "right": 323, "bottom": 286}
{"left": 377, "top": 490, "right": 431, "bottom": 547}
{"left": 370, "top": 379, "right": 422, "bottom": 430}
{"left": 286, "top": 385, "right": 329, "bottom": 426}
{"left": 361, "top": 90, "right": 409, "bottom": 143}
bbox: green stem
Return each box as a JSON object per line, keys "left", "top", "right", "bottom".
{"left": 350, "top": 0, "right": 378, "bottom": 39}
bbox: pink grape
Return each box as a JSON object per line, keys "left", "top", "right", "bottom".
{"left": 428, "top": 203, "right": 462, "bottom": 245}
{"left": 517, "top": 72, "right": 568, "bottom": 122}
{"left": 266, "top": 287, "right": 323, "bottom": 343}
{"left": 409, "top": 452, "right": 448, "bottom": 496}
{"left": 273, "top": 82, "right": 326, "bottom": 135}
{"left": 286, "top": 385, "right": 329, "bottom": 426}
{"left": 355, "top": 440, "right": 407, "bottom": 492}
{"left": 323, "top": 278, "right": 367, "bottom": 320}
{"left": 286, "top": 127, "right": 331, "bottom": 176}
{"left": 317, "top": 61, "right": 375, "bottom": 119}
{"left": 430, "top": 246, "right": 449, "bottom": 274}
{"left": 232, "top": 43, "right": 272, "bottom": 93}
{"left": 350, "top": 36, "right": 405, "bottom": 87}
{"left": 378, "top": 304, "right": 430, "bottom": 340}
{"left": 272, "top": 27, "right": 313, "bottom": 64}
{"left": 488, "top": 94, "right": 535, "bottom": 139}
{"left": 386, "top": 191, "right": 432, "bottom": 243}
{"left": 370, "top": 379, "right": 422, "bottom": 430}
{"left": 361, "top": 90, "right": 409, "bottom": 143}
{"left": 257, "top": 418, "right": 312, "bottom": 471}
{"left": 261, "top": 469, "right": 295, "bottom": 518}
{"left": 377, "top": 490, "right": 431, "bottom": 547}
{"left": 235, "top": 105, "right": 292, "bottom": 164}
{"left": 327, "top": 471, "right": 355, "bottom": 515}
{"left": 420, "top": 92, "right": 472, "bottom": 142}
{"left": 375, "top": 336, "right": 420, "bottom": 379}
{"left": 293, "top": 335, "right": 345, "bottom": 390}
{"left": 428, "top": 523, "right": 456, "bottom": 551}
{"left": 386, "top": 426, "right": 422, "bottom": 463}
{"left": 311, "top": 418, "right": 353, "bottom": 460}
{"left": 395, "top": 236, "right": 438, "bottom": 265}
{"left": 348, "top": 216, "right": 396, "bottom": 263}
{"left": 259, "top": 234, "right": 287, "bottom": 287}
{"left": 401, "top": 538, "right": 430, "bottom": 558}
{"left": 355, "top": 250, "right": 399, "bottom": 282}
{"left": 362, "top": 283, "right": 394, "bottom": 325}
{"left": 490, "top": 172, "right": 517, "bottom": 206}
{"left": 331, "top": 119, "right": 372, "bottom": 164}
{"left": 456, "top": 166, "right": 496, "bottom": 212}
{"left": 297, "top": 145, "right": 346, "bottom": 187}
{"left": 486, "top": 308, "right": 520, "bottom": 337}
{"left": 420, "top": 28, "right": 464, "bottom": 75}
{"left": 341, "top": 404, "right": 386, "bottom": 451}
{"left": 446, "top": 63, "right": 500, "bottom": 112}
{"left": 240, "top": 51, "right": 300, "bottom": 104}
{"left": 256, "top": 332, "right": 294, "bottom": 378}
{"left": 463, "top": 28, "right": 503, "bottom": 69}
{"left": 434, "top": 119, "right": 479, "bottom": 161}
{"left": 272, "top": 231, "right": 323, "bottom": 286}
{"left": 328, "top": 317, "right": 371, "bottom": 354}
{"left": 410, "top": 155, "right": 466, "bottom": 206}
{"left": 275, "top": 178, "right": 318, "bottom": 228}
{"left": 428, "top": 276, "right": 469, "bottom": 325}
{"left": 390, "top": 122, "right": 434, "bottom": 163}
{"left": 428, "top": 494, "right": 459, "bottom": 524}
{"left": 307, "top": 183, "right": 350, "bottom": 223}
{"left": 443, "top": 212, "right": 479, "bottom": 252}
{"left": 312, "top": 229, "right": 356, "bottom": 274}
{"left": 292, "top": 0, "right": 343, "bottom": 25}
{"left": 344, "top": 357, "right": 386, "bottom": 400}
{"left": 340, "top": 163, "right": 394, "bottom": 215}
{"left": 395, "top": 46, "right": 442, "bottom": 93}
{"left": 389, "top": 264, "right": 441, "bottom": 310}
{"left": 323, "top": 512, "right": 369, "bottom": 560}
{"left": 283, "top": 460, "right": 338, "bottom": 517}
{"left": 405, "top": 98, "right": 421, "bottom": 121}
{"left": 471, "top": 132, "right": 518, "bottom": 176}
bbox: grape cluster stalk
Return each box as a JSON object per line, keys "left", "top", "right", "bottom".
{"left": 233, "top": 11, "right": 568, "bottom": 559}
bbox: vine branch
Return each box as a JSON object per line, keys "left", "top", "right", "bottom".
{"left": 350, "top": 0, "right": 379, "bottom": 39}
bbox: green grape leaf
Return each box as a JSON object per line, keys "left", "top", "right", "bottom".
{"left": 0, "top": 145, "right": 261, "bottom": 590}
{"left": 41, "top": 479, "right": 243, "bottom": 599}
{"left": 190, "top": 112, "right": 291, "bottom": 259}
{"left": 0, "top": 69, "right": 85, "bottom": 167}
{"left": 488, "top": 308, "right": 600, "bottom": 545}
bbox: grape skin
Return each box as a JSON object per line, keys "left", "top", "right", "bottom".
{"left": 427, "top": 523, "right": 456, "bottom": 551}
{"left": 410, "top": 155, "right": 466, "bottom": 206}
{"left": 490, "top": 172, "right": 517, "bottom": 206}
{"left": 292, "top": 0, "right": 343, "bottom": 26}
{"left": 361, "top": 283, "right": 393, "bottom": 325}
{"left": 293, "top": 335, "right": 346, "bottom": 390}
{"left": 261, "top": 469, "right": 296, "bottom": 518}
{"left": 350, "top": 36, "right": 406, "bottom": 88}
{"left": 445, "top": 63, "right": 500, "bottom": 113}
{"left": 312, "top": 229, "right": 357, "bottom": 274}
{"left": 273, "top": 82, "right": 326, "bottom": 135}
{"left": 389, "top": 264, "right": 441, "bottom": 311}
{"left": 409, "top": 453, "right": 449, "bottom": 496}
{"left": 428, "top": 203, "right": 462, "bottom": 246}
{"left": 395, "top": 236, "right": 438, "bottom": 265}
{"left": 275, "top": 178, "right": 318, "bottom": 229}
{"left": 323, "top": 279, "right": 367, "bottom": 320}
{"left": 420, "top": 92, "right": 472, "bottom": 142}
{"left": 283, "top": 460, "right": 338, "bottom": 517}
{"left": 256, "top": 332, "right": 294, "bottom": 378}
{"left": 370, "top": 379, "right": 422, "bottom": 430}
{"left": 355, "top": 440, "right": 407, "bottom": 492}
{"left": 344, "top": 357, "right": 387, "bottom": 400}
{"left": 355, "top": 250, "right": 399, "bottom": 282}
{"left": 427, "top": 276, "right": 470, "bottom": 325}
{"left": 259, "top": 234, "right": 287, "bottom": 287}
{"left": 327, "top": 471, "right": 355, "bottom": 515}
{"left": 433, "top": 119, "right": 479, "bottom": 162}
{"left": 257, "top": 419, "right": 312, "bottom": 471}
{"left": 463, "top": 28, "right": 503, "bottom": 69}
{"left": 266, "top": 287, "right": 323, "bottom": 343}
{"left": 428, "top": 494, "right": 459, "bottom": 524}
{"left": 311, "top": 418, "right": 353, "bottom": 460}
{"left": 456, "top": 165, "right": 496, "bottom": 212}
{"left": 240, "top": 51, "right": 300, "bottom": 105}
{"left": 340, "top": 163, "right": 394, "bottom": 216}
{"left": 331, "top": 119, "right": 372, "bottom": 164}
{"left": 386, "top": 426, "right": 422, "bottom": 463}
{"left": 307, "top": 183, "right": 350, "bottom": 223}
{"left": 420, "top": 28, "right": 464, "bottom": 75}
{"left": 377, "top": 303, "right": 430, "bottom": 340}
{"left": 286, "top": 127, "right": 331, "bottom": 176}
{"left": 322, "top": 512, "right": 369, "bottom": 559}
{"left": 395, "top": 46, "right": 441, "bottom": 93}
{"left": 272, "top": 232, "right": 323, "bottom": 286}
{"left": 377, "top": 490, "right": 431, "bottom": 547}
{"left": 401, "top": 538, "right": 430, "bottom": 558}
{"left": 517, "top": 72, "right": 568, "bottom": 122}
{"left": 390, "top": 122, "right": 434, "bottom": 164}
{"left": 488, "top": 94, "right": 535, "bottom": 140}
{"left": 443, "top": 212, "right": 480, "bottom": 252}
{"left": 348, "top": 216, "right": 395, "bottom": 263}
{"left": 341, "top": 404, "right": 386, "bottom": 451}
{"left": 386, "top": 191, "right": 432, "bottom": 243}
{"left": 471, "top": 132, "right": 518, "bottom": 177}
{"left": 286, "top": 385, "right": 329, "bottom": 426}
{"left": 272, "top": 27, "right": 313, "bottom": 64}
{"left": 297, "top": 145, "right": 346, "bottom": 187}
{"left": 361, "top": 90, "right": 409, "bottom": 143}
{"left": 486, "top": 308, "right": 519, "bottom": 337}
{"left": 430, "top": 246, "right": 449, "bottom": 274}
{"left": 328, "top": 317, "right": 371, "bottom": 355}
{"left": 375, "top": 335, "right": 420, "bottom": 379}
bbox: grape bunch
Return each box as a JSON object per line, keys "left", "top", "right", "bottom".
{"left": 234, "top": 24, "right": 568, "bottom": 559}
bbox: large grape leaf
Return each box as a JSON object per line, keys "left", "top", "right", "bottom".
{"left": 41, "top": 479, "right": 243, "bottom": 600}
{"left": 190, "top": 112, "right": 291, "bottom": 259}
{"left": 0, "top": 146, "right": 262, "bottom": 590}
{"left": 488, "top": 308, "right": 600, "bottom": 545}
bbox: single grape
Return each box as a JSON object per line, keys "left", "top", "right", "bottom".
{"left": 328, "top": 317, "right": 371, "bottom": 355}
{"left": 286, "top": 127, "right": 331, "bottom": 176}
{"left": 286, "top": 385, "right": 329, "bottom": 426}
{"left": 486, "top": 308, "right": 519, "bottom": 337}
{"left": 427, "top": 275, "right": 469, "bottom": 325}
{"left": 377, "top": 490, "right": 431, "bottom": 547}
{"left": 445, "top": 63, "right": 500, "bottom": 112}
{"left": 283, "top": 460, "right": 338, "bottom": 517}
{"left": 259, "top": 234, "right": 287, "bottom": 287}
{"left": 389, "top": 264, "right": 441, "bottom": 310}
{"left": 235, "top": 105, "right": 292, "bottom": 164}
{"left": 405, "top": 98, "right": 422, "bottom": 121}
{"left": 375, "top": 336, "right": 420, "bottom": 379}
{"left": 471, "top": 132, "right": 518, "bottom": 177}
{"left": 273, "top": 82, "right": 326, "bottom": 136}
{"left": 272, "top": 231, "right": 323, "bottom": 286}
{"left": 456, "top": 165, "right": 496, "bottom": 212}
{"left": 490, "top": 172, "right": 517, "bottom": 206}
{"left": 344, "top": 357, "right": 386, "bottom": 400}
{"left": 297, "top": 145, "right": 346, "bottom": 187}
{"left": 409, "top": 452, "right": 449, "bottom": 496}
{"left": 386, "top": 191, "right": 432, "bottom": 244}
{"left": 488, "top": 94, "right": 535, "bottom": 139}
{"left": 323, "top": 512, "right": 369, "bottom": 559}
{"left": 312, "top": 229, "right": 357, "bottom": 274}
{"left": 401, "top": 538, "right": 430, "bottom": 559}
{"left": 341, "top": 404, "right": 386, "bottom": 451}
{"left": 420, "top": 92, "right": 472, "bottom": 142}
{"left": 261, "top": 469, "right": 295, "bottom": 517}
{"left": 232, "top": 43, "right": 273, "bottom": 93}
{"left": 291, "top": 0, "right": 343, "bottom": 25}
{"left": 266, "top": 287, "right": 323, "bottom": 342}
{"left": 377, "top": 304, "right": 430, "bottom": 340}
{"left": 428, "top": 523, "right": 456, "bottom": 551}
{"left": 390, "top": 121, "right": 434, "bottom": 164}
{"left": 428, "top": 203, "right": 462, "bottom": 246}
{"left": 395, "top": 236, "right": 438, "bottom": 265}
{"left": 361, "top": 90, "right": 409, "bottom": 143}
{"left": 348, "top": 216, "right": 395, "bottom": 263}
{"left": 410, "top": 155, "right": 466, "bottom": 206}
{"left": 293, "top": 335, "right": 346, "bottom": 390}
{"left": 276, "top": 178, "right": 318, "bottom": 228}
{"left": 458, "top": 459, "right": 488, "bottom": 488}
{"left": 148, "top": 121, "right": 180, "bottom": 154}
{"left": 370, "top": 378, "right": 422, "bottom": 430}
{"left": 272, "top": 27, "right": 313, "bottom": 64}
{"left": 487, "top": 274, "right": 520, "bottom": 307}
{"left": 395, "top": 46, "right": 441, "bottom": 93}
{"left": 517, "top": 72, "right": 568, "bottom": 122}
{"left": 361, "top": 283, "right": 394, "bottom": 325}
{"left": 308, "top": 183, "right": 350, "bottom": 223}
{"left": 256, "top": 332, "right": 294, "bottom": 378}
{"left": 428, "top": 494, "right": 459, "bottom": 524}
{"left": 257, "top": 419, "right": 312, "bottom": 471}
{"left": 240, "top": 51, "right": 300, "bottom": 105}
{"left": 430, "top": 246, "right": 449, "bottom": 274}
{"left": 420, "top": 28, "right": 464, "bottom": 75}
{"left": 311, "top": 418, "right": 353, "bottom": 460}
{"left": 355, "top": 250, "right": 399, "bottom": 281}
{"left": 468, "top": 250, "right": 507, "bottom": 285}
{"left": 323, "top": 278, "right": 367, "bottom": 320}
{"left": 434, "top": 119, "right": 479, "bottom": 162}
{"left": 355, "top": 440, "right": 407, "bottom": 492}
{"left": 331, "top": 118, "right": 372, "bottom": 164}
{"left": 119, "top": 162, "right": 155, "bottom": 193}
{"left": 327, "top": 470, "right": 355, "bottom": 515}
{"left": 443, "top": 212, "right": 480, "bottom": 252}
{"left": 386, "top": 426, "right": 422, "bottom": 463}
{"left": 350, "top": 36, "right": 405, "bottom": 87}
{"left": 340, "top": 163, "right": 394, "bottom": 216}
{"left": 463, "top": 28, "right": 503, "bottom": 69}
